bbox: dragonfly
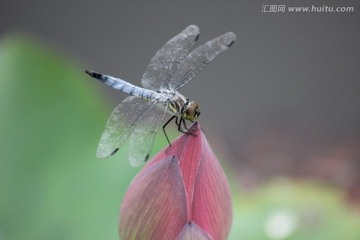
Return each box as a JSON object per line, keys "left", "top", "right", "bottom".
{"left": 86, "top": 25, "right": 236, "bottom": 167}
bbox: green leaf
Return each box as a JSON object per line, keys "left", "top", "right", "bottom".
{"left": 0, "top": 33, "right": 140, "bottom": 240}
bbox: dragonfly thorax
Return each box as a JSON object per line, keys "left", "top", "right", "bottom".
{"left": 167, "top": 92, "right": 186, "bottom": 115}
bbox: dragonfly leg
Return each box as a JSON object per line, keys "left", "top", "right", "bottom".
{"left": 163, "top": 115, "right": 176, "bottom": 146}
{"left": 182, "top": 118, "right": 189, "bottom": 130}
{"left": 178, "top": 117, "right": 196, "bottom": 136}
{"left": 175, "top": 116, "right": 180, "bottom": 126}
{"left": 177, "top": 117, "right": 185, "bottom": 132}
{"left": 175, "top": 116, "right": 187, "bottom": 133}
{"left": 163, "top": 116, "right": 196, "bottom": 148}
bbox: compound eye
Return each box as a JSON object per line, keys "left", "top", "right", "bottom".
{"left": 185, "top": 107, "right": 195, "bottom": 118}
{"left": 184, "top": 101, "right": 200, "bottom": 120}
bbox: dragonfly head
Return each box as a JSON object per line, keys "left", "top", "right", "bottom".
{"left": 182, "top": 100, "right": 200, "bottom": 120}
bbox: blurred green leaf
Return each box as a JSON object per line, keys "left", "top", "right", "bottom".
{"left": 229, "top": 179, "right": 360, "bottom": 240}
{"left": 0, "top": 34, "right": 143, "bottom": 240}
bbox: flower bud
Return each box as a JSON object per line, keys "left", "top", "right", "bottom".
{"left": 119, "top": 122, "right": 232, "bottom": 240}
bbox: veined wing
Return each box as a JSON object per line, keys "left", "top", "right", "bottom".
{"left": 169, "top": 32, "right": 236, "bottom": 91}
{"left": 141, "top": 25, "right": 200, "bottom": 91}
{"left": 96, "top": 96, "right": 155, "bottom": 159}
{"left": 128, "top": 102, "right": 168, "bottom": 167}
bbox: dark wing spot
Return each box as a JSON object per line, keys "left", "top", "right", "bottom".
{"left": 227, "top": 40, "right": 235, "bottom": 47}
{"left": 195, "top": 34, "right": 200, "bottom": 41}
{"left": 111, "top": 148, "right": 119, "bottom": 156}
{"left": 144, "top": 154, "right": 150, "bottom": 162}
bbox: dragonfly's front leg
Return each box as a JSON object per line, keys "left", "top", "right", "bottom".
{"left": 178, "top": 117, "right": 196, "bottom": 136}
{"left": 176, "top": 117, "right": 186, "bottom": 133}
{"left": 174, "top": 116, "right": 187, "bottom": 131}
{"left": 182, "top": 118, "right": 190, "bottom": 130}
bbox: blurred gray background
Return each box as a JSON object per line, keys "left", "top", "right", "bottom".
{"left": 1, "top": 0, "right": 360, "bottom": 193}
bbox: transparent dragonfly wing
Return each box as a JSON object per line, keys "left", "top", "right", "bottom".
{"left": 128, "top": 102, "right": 168, "bottom": 167}
{"left": 96, "top": 96, "right": 155, "bottom": 159}
{"left": 141, "top": 25, "right": 200, "bottom": 91}
{"left": 169, "top": 32, "right": 236, "bottom": 91}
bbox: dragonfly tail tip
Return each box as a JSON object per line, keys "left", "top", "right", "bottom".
{"left": 85, "top": 70, "right": 103, "bottom": 80}
{"left": 85, "top": 69, "right": 93, "bottom": 76}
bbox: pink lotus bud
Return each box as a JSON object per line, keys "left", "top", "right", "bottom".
{"left": 119, "top": 122, "right": 232, "bottom": 240}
